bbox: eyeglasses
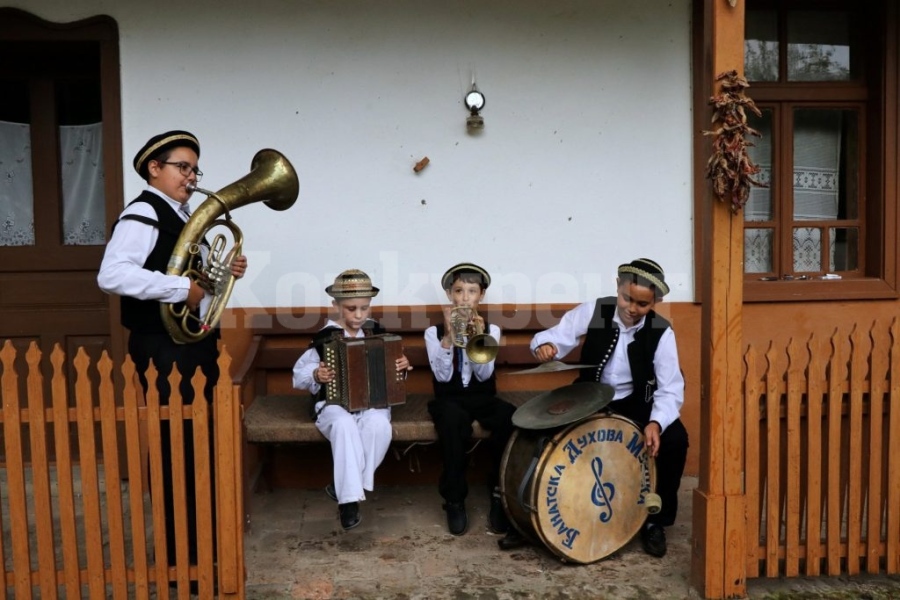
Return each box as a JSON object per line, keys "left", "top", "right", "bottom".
{"left": 160, "top": 161, "right": 203, "bottom": 181}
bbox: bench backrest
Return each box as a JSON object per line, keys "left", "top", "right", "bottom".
{"left": 235, "top": 304, "right": 583, "bottom": 401}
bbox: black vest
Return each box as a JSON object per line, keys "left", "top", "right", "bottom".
{"left": 431, "top": 323, "right": 497, "bottom": 399}
{"left": 114, "top": 192, "right": 198, "bottom": 334}
{"left": 576, "top": 297, "right": 670, "bottom": 425}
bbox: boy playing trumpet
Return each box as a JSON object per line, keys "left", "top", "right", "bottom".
{"left": 425, "top": 263, "right": 516, "bottom": 536}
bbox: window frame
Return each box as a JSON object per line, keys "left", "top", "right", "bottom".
{"left": 693, "top": 0, "right": 899, "bottom": 303}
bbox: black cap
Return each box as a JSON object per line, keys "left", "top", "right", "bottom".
{"left": 617, "top": 258, "right": 669, "bottom": 297}
{"left": 441, "top": 262, "right": 491, "bottom": 290}
{"left": 133, "top": 130, "right": 200, "bottom": 181}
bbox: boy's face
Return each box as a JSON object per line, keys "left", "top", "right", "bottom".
{"left": 147, "top": 146, "right": 200, "bottom": 204}
{"left": 333, "top": 298, "right": 372, "bottom": 331}
{"left": 615, "top": 278, "right": 657, "bottom": 327}
{"left": 445, "top": 279, "right": 485, "bottom": 308}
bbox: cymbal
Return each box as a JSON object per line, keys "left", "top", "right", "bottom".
{"left": 507, "top": 361, "right": 598, "bottom": 375}
{"left": 512, "top": 382, "right": 614, "bottom": 430}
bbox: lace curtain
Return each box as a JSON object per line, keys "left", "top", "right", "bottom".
{"left": 0, "top": 121, "right": 34, "bottom": 246}
{"left": 0, "top": 120, "right": 106, "bottom": 246}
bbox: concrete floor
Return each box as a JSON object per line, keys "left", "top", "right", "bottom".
{"left": 242, "top": 476, "right": 900, "bottom": 600}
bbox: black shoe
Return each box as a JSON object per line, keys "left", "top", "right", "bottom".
{"left": 640, "top": 524, "right": 667, "bottom": 557}
{"left": 325, "top": 482, "right": 338, "bottom": 502}
{"left": 498, "top": 529, "right": 527, "bottom": 551}
{"left": 339, "top": 502, "right": 361, "bottom": 530}
{"left": 489, "top": 490, "right": 509, "bottom": 534}
{"left": 443, "top": 501, "right": 468, "bottom": 535}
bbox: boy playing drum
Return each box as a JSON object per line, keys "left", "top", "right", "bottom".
{"left": 530, "top": 258, "right": 688, "bottom": 557}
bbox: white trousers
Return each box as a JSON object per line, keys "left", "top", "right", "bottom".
{"left": 314, "top": 401, "right": 392, "bottom": 504}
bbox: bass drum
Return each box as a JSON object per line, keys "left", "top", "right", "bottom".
{"left": 500, "top": 412, "right": 660, "bottom": 564}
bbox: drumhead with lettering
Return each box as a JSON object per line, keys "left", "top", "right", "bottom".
{"left": 501, "top": 413, "right": 657, "bottom": 564}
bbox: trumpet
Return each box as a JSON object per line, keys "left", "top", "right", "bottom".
{"left": 449, "top": 306, "right": 499, "bottom": 364}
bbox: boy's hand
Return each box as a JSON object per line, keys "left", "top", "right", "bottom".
{"left": 644, "top": 421, "right": 662, "bottom": 458}
{"left": 231, "top": 255, "right": 248, "bottom": 279}
{"left": 441, "top": 305, "right": 454, "bottom": 348}
{"left": 186, "top": 279, "right": 206, "bottom": 310}
{"left": 313, "top": 361, "right": 335, "bottom": 384}
{"left": 396, "top": 355, "right": 412, "bottom": 373}
{"left": 534, "top": 343, "right": 558, "bottom": 362}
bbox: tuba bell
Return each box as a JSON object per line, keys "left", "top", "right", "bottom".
{"left": 161, "top": 148, "right": 299, "bottom": 344}
{"left": 449, "top": 306, "right": 500, "bottom": 364}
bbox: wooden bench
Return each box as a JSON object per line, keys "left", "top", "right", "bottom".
{"left": 234, "top": 305, "right": 580, "bottom": 493}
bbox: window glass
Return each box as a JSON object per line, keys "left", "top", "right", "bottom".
{"left": 792, "top": 108, "right": 858, "bottom": 221}
{"left": 57, "top": 70, "right": 105, "bottom": 246}
{"left": 745, "top": 9, "right": 779, "bottom": 82}
{"left": 0, "top": 80, "right": 34, "bottom": 247}
{"left": 787, "top": 10, "right": 853, "bottom": 81}
{"left": 745, "top": 229, "right": 773, "bottom": 273}
{"left": 829, "top": 226, "right": 858, "bottom": 271}
{"left": 746, "top": 109, "right": 773, "bottom": 222}
{"left": 793, "top": 227, "right": 822, "bottom": 272}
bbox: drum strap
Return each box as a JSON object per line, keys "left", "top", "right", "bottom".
{"left": 517, "top": 435, "right": 551, "bottom": 512}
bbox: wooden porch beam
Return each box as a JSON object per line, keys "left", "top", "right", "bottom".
{"left": 691, "top": 0, "right": 747, "bottom": 598}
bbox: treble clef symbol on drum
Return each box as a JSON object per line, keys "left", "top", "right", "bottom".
{"left": 590, "top": 457, "right": 616, "bottom": 523}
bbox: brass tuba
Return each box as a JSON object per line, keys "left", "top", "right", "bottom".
{"left": 449, "top": 306, "right": 500, "bottom": 364}
{"left": 161, "top": 148, "right": 299, "bottom": 344}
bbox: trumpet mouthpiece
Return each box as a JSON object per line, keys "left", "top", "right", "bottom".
{"left": 186, "top": 183, "right": 198, "bottom": 192}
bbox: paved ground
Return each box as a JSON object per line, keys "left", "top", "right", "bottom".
{"left": 243, "top": 476, "right": 900, "bottom": 600}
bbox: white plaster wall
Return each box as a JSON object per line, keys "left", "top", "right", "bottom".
{"left": 18, "top": 0, "right": 694, "bottom": 308}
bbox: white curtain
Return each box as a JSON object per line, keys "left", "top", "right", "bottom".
{"left": 0, "top": 120, "right": 106, "bottom": 247}
{"left": 59, "top": 122, "right": 106, "bottom": 245}
{"left": 0, "top": 121, "right": 35, "bottom": 246}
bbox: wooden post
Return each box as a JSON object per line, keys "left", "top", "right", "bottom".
{"left": 691, "top": 0, "right": 747, "bottom": 597}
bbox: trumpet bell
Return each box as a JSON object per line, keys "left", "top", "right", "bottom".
{"left": 466, "top": 333, "right": 499, "bottom": 364}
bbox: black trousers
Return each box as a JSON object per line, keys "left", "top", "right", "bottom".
{"left": 128, "top": 332, "right": 219, "bottom": 565}
{"left": 608, "top": 398, "right": 689, "bottom": 528}
{"left": 428, "top": 394, "right": 516, "bottom": 503}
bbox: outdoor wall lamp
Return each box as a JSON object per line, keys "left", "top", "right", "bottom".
{"left": 465, "top": 84, "right": 485, "bottom": 132}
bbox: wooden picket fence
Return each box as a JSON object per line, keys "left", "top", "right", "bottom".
{"left": 743, "top": 318, "right": 900, "bottom": 579}
{"left": 0, "top": 340, "right": 244, "bottom": 599}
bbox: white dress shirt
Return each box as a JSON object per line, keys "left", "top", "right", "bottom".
{"left": 530, "top": 300, "right": 684, "bottom": 432}
{"left": 424, "top": 322, "right": 501, "bottom": 386}
{"left": 97, "top": 187, "right": 210, "bottom": 315}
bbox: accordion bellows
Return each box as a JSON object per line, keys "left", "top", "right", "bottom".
{"left": 322, "top": 334, "right": 407, "bottom": 411}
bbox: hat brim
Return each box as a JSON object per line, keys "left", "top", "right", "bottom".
{"left": 441, "top": 263, "right": 491, "bottom": 290}
{"left": 326, "top": 285, "right": 380, "bottom": 299}
{"left": 133, "top": 131, "right": 200, "bottom": 180}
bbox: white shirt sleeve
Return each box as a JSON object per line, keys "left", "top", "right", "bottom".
{"left": 97, "top": 200, "right": 191, "bottom": 303}
{"left": 648, "top": 328, "right": 685, "bottom": 433}
{"left": 425, "top": 325, "right": 454, "bottom": 383}
{"left": 292, "top": 346, "right": 322, "bottom": 394}
{"left": 530, "top": 301, "right": 595, "bottom": 360}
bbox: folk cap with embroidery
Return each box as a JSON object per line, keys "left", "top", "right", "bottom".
{"left": 325, "top": 269, "right": 380, "bottom": 299}
{"left": 441, "top": 262, "right": 491, "bottom": 290}
{"left": 133, "top": 130, "right": 200, "bottom": 181}
{"left": 617, "top": 258, "right": 670, "bottom": 297}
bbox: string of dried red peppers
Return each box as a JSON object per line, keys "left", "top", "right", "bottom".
{"left": 704, "top": 70, "right": 767, "bottom": 214}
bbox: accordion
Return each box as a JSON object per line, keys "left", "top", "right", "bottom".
{"left": 321, "top": 334, "right": 407, "bottom": 412}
